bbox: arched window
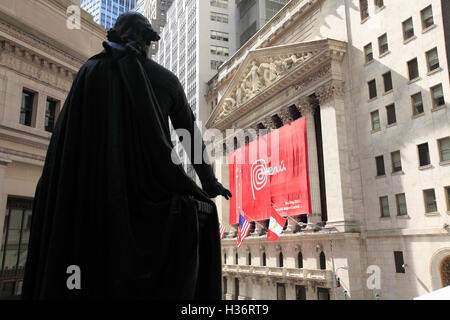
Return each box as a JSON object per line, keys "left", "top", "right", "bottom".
{"left": 298, "top": 251, "right": 303, "bottom": 269}
{"left": 279, "top": 252, "right": 284, "bottom": 268}
{"left": 224, "top": 252, "right": 227, "bottom": 264}
{"left": 248, "top": 252, "right": 251, "bottom": 265}
{"left": 262, "top": 252, "right": 266, "bottom": 266}
{"left": 235, "top": 252, "right": 238, "bottom": 265}
{"left": 441, "top": 255, "right": 450, "bottom": 287}
{"left": 319, "top": 251, "right": 326, "bottom": 270}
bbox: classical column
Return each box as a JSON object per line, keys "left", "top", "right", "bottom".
{"left": 278, "top": 106, "right": 296, "bottom": 125}
{"left": 261, "top": 116, "right": 277, "bottom": 131}
{"left": 0, "top": 158, "right": 11, "bottom": 243}
{"left": 297, "top": 96, "right": 322, "bottom": 226}
{"left": 315, "top": 80, "right": 353, "bottom": 229}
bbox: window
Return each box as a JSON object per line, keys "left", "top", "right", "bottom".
{"left": 424, "top": 189, "right": 438, "bottom": 213}
{"left": 421, "top": 5, "right": 434, "bottom": 30}
{"left": 411, "top": 92, "right": 424, "bottom": 115}
{"left": 210, "top": 30, "right": 229, "bottom": 41}
{"left": 297, "top": 251, "right": 303, "bottom": 268}
{"left": 364, "top": 43, "right": 373, "bottom": 63}
{"left": 438, "top": 137, "right": 450, "bottom": 162}
{"left": 210, "top": 45, "right": 229, "bottom": 56}
{"left": 368, "top": 79, "right": 377, "bottom": 99}
{"left": 445, "top": 187, "right": 450, "bottom": 211}
{"left": 20, "top": 90, "right": 35, "bottom": 127}
{"left": 277, "top": 283, "right": 286, "bottom": 300}
{"left": 426, "top": 48, "right": 440, "bottom": 72}
{"left": 210, "top": 0, "right": 228, "bottom": 9}
{"left": 224, "top": 252, "right": 227, "bottom": 264}
{"left": 371, "top": 110, "right": 380, "bottom": 131}
{"left": 234, "top": 278, "right": 239, "bottom": 300}
{"left": 391, "top": 151, "right": 402, "bottom": 173}
{"left": 319, "top": 251, "right": 326, "bottom": 270}
{"left": 375, "top": 0, "right": 384, "bottom": 9}
{"left": 248, "top": 252, "right": 251, "bottom": 265}
{"left": 45, "top": 99, "right": 58, "bottom": 133}
{"left": 418, "top": 143, "right": 431, "bottom": 167}
{"left": 360, "top": 0, "right": 369, "bottom": 21}
{"left": 296, "top": 285, "right": 306, "bottom": 300}
{"left": 210, "top": 12, "right": 228, "bottom": 23}
{"left": 386, "top": 104, "right": 397, "bottom": 125}
{"left": 0, "top": 198, "right": 33, "bottom": 298}
{"left": 378, "top": 34, "right": 388, "bottom": 55}
{"left": 407, "top": 58, "right": 419, "bottom": 80}
{"left": 394, "top": 251, "right": 406, "bottom": 273}
{"left": 317, "top": 288, "right": 330, "bottom": 300}
{"left": 235, "top": 251, "right": 238, "bottom": 264}
{"left": 376, "top": 155, "right": 385, "bottom": 176}
{"left": 262, "top": 252, "right": 266, "bottom": 266}
{"left": 211, "top": 60, "right": 223, "bottom": 70}
{"left": 402, "top": 18, "right": 414, "bottom": 40}
{"left": 383, "top": 72, "right": 393, "bottom": 92}
{"left": 431, "top": 84, "right": 445, "bottom": 108}
{"left": 379, "top": 196, "right": 390, "bottom": 217}
{"left": 396, "top": 194, "right": 408, "bottom": 216}
{"left": 279, "top": 252, "right": 283, "bottom": 267}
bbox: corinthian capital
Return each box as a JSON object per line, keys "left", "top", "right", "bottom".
{"left": 297, "top": 96, "right": 316, "bottom": 116}
{"left": 315, "top": 80, "right": 345, "bottom": 104}
{"left": 261, "top": 117, "right": 277, "bottom": 130}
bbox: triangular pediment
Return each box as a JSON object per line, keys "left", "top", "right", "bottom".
{"left": 207, "top": 39, "right": 346, "bottom": 128}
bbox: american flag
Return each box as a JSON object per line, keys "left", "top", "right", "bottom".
{"left": 236, "top": 213, "right": 251, "bottom": 248}
{"left": 219, "top": 222, "right": 225, "bottom": 240}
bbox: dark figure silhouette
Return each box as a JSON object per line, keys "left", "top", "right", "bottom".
{"left": 22, "top": 12, "right": 231, "bottom": 300}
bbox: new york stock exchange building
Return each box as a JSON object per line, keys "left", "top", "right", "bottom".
{"left": 206, "top": 0, "right": 450, "bottom": 300}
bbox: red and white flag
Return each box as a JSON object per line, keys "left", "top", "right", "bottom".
{"left": 267, "top": 208, "right": 287, "bottom": 242}
{"left": 219, "top": 222, "right": 225, "bottom": 240}
{"left": 236, "top": 213, "right": 251, "bottom": 248}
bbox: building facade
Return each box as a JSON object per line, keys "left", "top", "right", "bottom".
{"left": 206, "top": 0, "right": 450, "bottom": 300}
{"left": 80, "top": 0, "right": 137, "bottom": 29}
{"left": 0, "top": 0, "right": 104, "bottom": 298}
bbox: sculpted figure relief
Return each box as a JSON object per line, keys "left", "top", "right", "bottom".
{"left": 259, "top": 57, "right": 278, "bottom": 85}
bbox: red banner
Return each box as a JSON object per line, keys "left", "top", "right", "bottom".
{"left": 228, "top": 117, "right": 311, "bottom": 224}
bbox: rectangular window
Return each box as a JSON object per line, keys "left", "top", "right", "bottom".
{"left": 276, "top": 283, "right": 286, "bottom": 300}
{"left": 396, "top": 194, "right": 407, "bottom": 216}
{"left": 364, "top": 43, "right": 373, "bottom": 63}
{"left": 407, "top": 58, "right": 419, "bottom": 81}
{"left": 383, "top": 71, "right": 393, "bottom": 92}
{"left": 378, "top": 34, "right": 388, "bottom": 55}
{"left": 426, "top": 48, "right": 440, "bottom": 72}
{"left": 210, "top": 45, "right": 229, "bottom": 56}
{"left": 45, "top": 99, "right": 58, "bottom": 133}
{"left": 445, "top": 186, "right": 450, "bottom": 211}
{"left": 210, "top": 0, "right": 228, "bottom": 9}
{"left": 394, "top": 251, "right": 405, "bottom": 273}
{"left": 386, "top": 104, "right": 397, "bottom": 125}
{"left": 375, "top": 0, "right": 384, "bottom": 9}
{"left": 371, "top": 110, "right": 380, "bottom": 131}
{"left": 423, "top": 189, "right": 437, "bottom": 213}
{"left": 211, "top": 12, "right": 228, "bottom": 23}
{"left": 418, "top": 143, "right": 431, "bottom": 167}
{"left": 360, "top": 0, "right": 369, "bottom": 21}
{"left": 438, "top": 137, "right": 450, "bottom": 162}
{"left": 402, "top": 18, "right": 414, "bottom": 40}
{"left": 379, "top": 196, "right": 390, "bottom": 217}
{"left": 368, "top": 79, "right": 377, "bottom": 99}
{"left": 411, "top": 92, "right": 424, "bottom": 115}
{"left": 211, "top": 60, "right": 223, "bottom": 70}
{"left": 20, "top": 90, "right": 35, "bottom": 127}
{"left": 431, "top": 84, "right": 445, "bottom": 108}
{"left": 210, "top": 30, "right": 229, "bottom": 42}
{"left": 296, "top": 285, "right": 306, "bottom": 300}
{"left": 391, "top": 151, "right": 402, "bottom": 173}
{"left": 376, "top": 155, "right": 385, "bottom": 176}
{"left": 421, "top": 5, "right": 434, "bottom": 29}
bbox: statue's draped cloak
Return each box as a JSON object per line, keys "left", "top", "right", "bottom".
{"left": 21, "top": 42, "right": 221, "bottom": 300}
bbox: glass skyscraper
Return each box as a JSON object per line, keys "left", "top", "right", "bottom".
{"left": 81, "top": 0, "right": 137, "bottom": 29}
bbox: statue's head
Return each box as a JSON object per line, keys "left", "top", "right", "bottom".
{"left": 107, "top": 12, "right": 160, "bottom": 53}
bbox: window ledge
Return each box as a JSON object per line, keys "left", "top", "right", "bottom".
{"left": 368, "top": 97, "right": 378, "bottom": 103}
{"left": 397, "top": 215, "right": 410, "bottom": 219}
{"left": 375, "top": 5, "right": 386, "bottom": 13}
{"left": 412, "top": 112, "right": 425, "bottom": 120}
{"left": 391, "top": 170, "right": 405, "bottom": 176}
{"left": 431, "top": 105, "right": 446, "bottom": 112}
{"left": 387, "top": 122, "right": 397, "bottom": 128}
{"left": 403, "top": 35, "right": 417, "bottom": 45}
{"left": 361, "top": 16, "right": 370, "bottom": 24}
{"left": 408, "top": 77, "right": 422, "bottom": 85}
{"left": 440, "top": 160, "right": 450, "bottom": 166}
{"left": 376, "top": 174, "right": 386, "bottom": 179}
{"left": 383, "top": 89, "right": 393, "bottom": 96}
{"left": 365, "top": 59, "right": 374, "bottom": 67}
{"left": 379, "top": 50, "right": 391, "bottom": 59}
{"left": 427, "top": 67, "right": 442, "bottom": 76}
{"left": 419, "top": 164, "right": 433, "bottom": 171}
{"left": 425, "top": 211, "right": 440, "bottom": 217}
{"left": 422, "top": 24, "right": 437, "bottom": 34}
{"left": 371, "top": 128, "right": 381, "bottom": 134}
{"left": 380, "top": 216, "right": 391, "bottom": 220}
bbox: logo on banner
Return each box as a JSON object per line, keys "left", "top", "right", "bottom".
{"left": 251, "top": 159, "right": 286, "bottom": 200}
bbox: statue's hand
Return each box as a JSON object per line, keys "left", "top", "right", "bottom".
{"left": 204, "top": 181, "right": 232, "bottom": 200}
